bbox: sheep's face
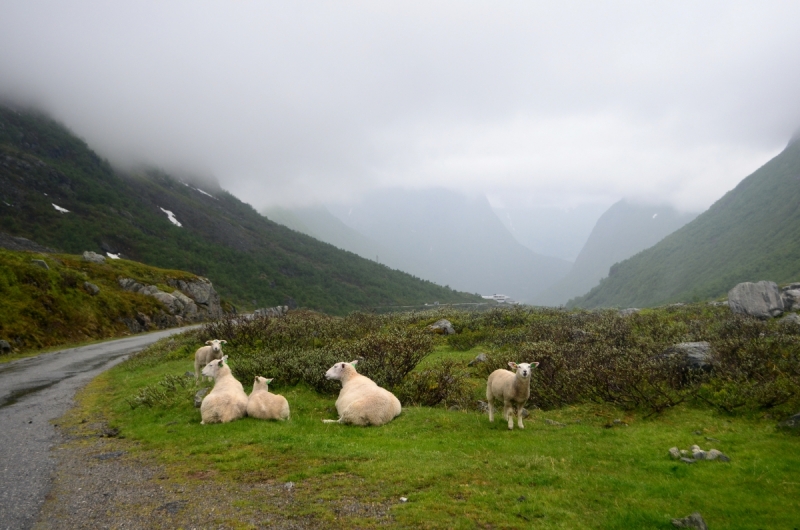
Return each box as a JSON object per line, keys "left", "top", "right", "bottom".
{"left": 202, "top": 358, "right": 225, "bottom": 379}
{"left": 205, "top": 339, "right": 226, "bottom": 354}
{"left": 508, "top": 362, "right": 539, "bottom": 379}
{"left": 325, "top": 360, "right": 358, "bottom": 381}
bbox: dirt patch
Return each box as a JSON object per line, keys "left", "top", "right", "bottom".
{"left": 34, "top": 420, "right": 396, "bottom": 529}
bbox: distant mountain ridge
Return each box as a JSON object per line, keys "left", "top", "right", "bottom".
{"left": 312, "top": 188, "right": 572, "bottom": 304}
{"left": 570, "top": 136, "right": 800, "bottom": 308}
{"left": 538, "top": 200, "right": 698, "bottom": 305}
{"left": 0, "top": 105, "right": 482, "bottom": 314}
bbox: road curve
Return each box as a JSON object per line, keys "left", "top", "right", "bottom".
{"left": 0, "top": 326, "right": 200, "bottom": 530}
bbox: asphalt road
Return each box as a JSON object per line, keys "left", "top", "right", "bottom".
{"left": 0, "top": 326, "right": 199, "bottom": 530}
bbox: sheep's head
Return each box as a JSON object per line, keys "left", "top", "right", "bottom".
{"left": 202, "top": 357, "right": 226, "bottom": 379}
{"left": 205, "top": 339, "right": 227, "bottom": 353}
{"left": 508, "top": 361, "right": 539, "bottom": 379}
{"left": 253, "top": 376, "right": 274, "bottom": 391}
{"left": 325, "top": 360, "right": 358, "bottom": 381}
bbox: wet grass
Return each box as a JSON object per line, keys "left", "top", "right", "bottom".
{"left": 74, "top": 349, "right": 800, "bottom": 529}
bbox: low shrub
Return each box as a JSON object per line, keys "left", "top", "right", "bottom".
{"left": 396, "top": 358, "right": 473, "bottom": 408}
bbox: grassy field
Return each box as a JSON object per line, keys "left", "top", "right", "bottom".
{"left": 69, "top": 309, "right": 800, "bottom": 529}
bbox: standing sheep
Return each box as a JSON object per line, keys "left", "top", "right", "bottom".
{"left": 194, "top": 339, "right": 227, "bottom": 383}
{"left": 322, "top": 360, "right": 401, "bottom": 426}
{"left": 486, "top": 361, "right": 539, "bottom": 430}
{"left": 200, "top": 356, "right": 248, "bottom": 424}
{"left": 247, "top": 376, "right": 290, "bottom": 421}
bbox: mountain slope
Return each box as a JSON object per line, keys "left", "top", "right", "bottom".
{"left": 325, "top": 189, "right": 571, "bottom": 304}
{"left": 538, "top": 200, "right": 698, "bottom": 305}
{"left": 0, "top": 105, "right": 482, "bottom": 314}
{"left": 570, "top": 137, "right": 800, "bottom": 308}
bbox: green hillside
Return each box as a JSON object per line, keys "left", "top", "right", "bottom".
{"left": 0, "top": 105, "right": 482, "bottom": 314}
{"left": 570, "top": 136, "right": 800, "bottom": 308}
{"left": 0, "top": 248, "right": 211, "bottom": 352}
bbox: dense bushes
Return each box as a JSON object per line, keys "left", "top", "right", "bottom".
{"left": 130, "top": 304, "right": 800, "bottom": 417}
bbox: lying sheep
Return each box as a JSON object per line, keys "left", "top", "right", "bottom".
{"left": 487, "top": 361, "right": 539, "bottom": 430}
{"left": 247, "top": 376, "right": 290, "bottom": 421}
{"left": 200, "top": 355, "right": 248, "bottom": 424}
{"left": 322, "top": 360, "right": 401, "bottom": 426}
{"left": 194, "top": 339, "right": 227, "bottom": 382}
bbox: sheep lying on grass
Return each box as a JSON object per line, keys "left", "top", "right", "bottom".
{"left": 195, "top": 339, "right": 227, "bottom": 383}
{"left": 322, "top": 360, "right": 401, "bottom": 426}
{"left": 487, "top": 361, "right": 539, "bottom": 430}
{"left": 247, "top": 376, "right": 290, "bottom": 421}
{"left": 200, "top": 356, "right": 248, "bottom": 425}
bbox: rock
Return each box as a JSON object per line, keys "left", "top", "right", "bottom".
{"left": 779, "top": 313, "right": 800, "bottom": 327}
{"left": 82, "top": 251, "right": 106, "bottom": 264}
{"left": 618, "top": 308, "right": 640, "bottom": 317}
{"left": 448, "top": 405, "right": 460, "bottom": 412}
{"left": 83, "top": 281, "right": 100, "bottom": 295}
{"left": 194, "top": 387, "right": 210, "bottom": 408}
{"left": 254, "top": 305, "right": 288, "bottom": 318}
{"left": 661, "top": 342, "right": 713, "bottom": 372}
{"left": 30, "top": 259, "right": 49, "bottom": 270}
{"left": 0, "top": 232, "right": 56, "bottom": 253}
{"left": 669, "top": 447, "right": 681, "bottom": 460}
{"left": 520, "top": 408, "right": 529, "bottom": 418}
{"left": 781, "top": 289, "right": 800, "bottom": 311}
{"left": 467, "top": 353, "right": 488, "bottom": 366}
{"left": 427, "top": 319, "right": 456, "bottom": 335}
{"left": 671, "top": 512, "right": 708, "bottom": 530}
{"left": 545, "top": 418, "right": 565, "bottom": 427}
{"left": 728, "top": 280, "right": 784, "bottom": 318}
{"left": 679, "top": 457, "right": 696, "bottom": 464}
{"left": 120, "top": 277, "right": 223, "bottom": 321}
{"left": 777, "top": 412, "right": 800, "bottom": 432}
{"left": 705, "top": 449, "right": 722, "bottom": 460}
{"left": 476, "top": 400, "right": 489, "bottom": 413}
{"left": 692, "top": 450, "right": 707, "bottom": 460}
{"left": 717, "top": 453, "right": 731, "bottom": 462}
{"left": 118, "top": 278, "right": 144, "bottom": 292}
{"left": 184, "top": 371, "right": 194, "bottom": 378}
{"left": 0, "top": 340, "right": 11, "bottom": 354}
{"left": 167, "top": 277, "right": 223, "bottom": 318}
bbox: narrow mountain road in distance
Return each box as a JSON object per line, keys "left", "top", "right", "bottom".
{"left": 0, "top": 326, "right": 200, "bottom": 530}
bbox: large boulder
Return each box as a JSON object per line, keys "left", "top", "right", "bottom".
{"left": 781, "top": 284, "right": 800, "bottom": 311}
{"left": 119, "top": 276, "right": 223, "bottom": 322}
{"left": 82, "top": 251, "right": 106, "bottom": 264}
{"left": 777, "top": 412, "right": 800, "bottom": 432}
{"left": 428, "top": 319, "right": 456, "bottom": 335}
{"left": 728, "top": 281, "right": 784, "bottom": 319}
{"left": 167, "top": 277, "right": 223, "bottom": 318}
{"left": 661, "top": 342, "right": 713, "bottom": 372}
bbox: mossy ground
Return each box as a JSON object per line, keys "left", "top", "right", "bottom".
{"left": 68, "top": 339, "right": 800, "bottom": 529}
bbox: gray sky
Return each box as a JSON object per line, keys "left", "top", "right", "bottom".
{"left": 2, "top": 1, "right": 799, "bottom": 213}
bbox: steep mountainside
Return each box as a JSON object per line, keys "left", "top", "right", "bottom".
{"left": 0, "top": 105, "right": 481, "bottom": 314}
{"left": 570, "top": 137, "right": 800, "bottom": 308}
{"left": 538, "top": 200, "right": 698, "bottom": 305}
{"left": 325, "top": 189, "right": 571, "bottom": 304}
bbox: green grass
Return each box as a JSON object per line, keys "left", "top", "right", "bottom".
{"left": 77, "top": 344, "right": 800, "bottom": 529}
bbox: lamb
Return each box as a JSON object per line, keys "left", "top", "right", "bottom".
{"left": 486, "top": 361, "right": 539, "bottom": 430}
{"left": 194, "top": 339, "right": 227, "bottom": 382}
{"left": 199, "top": 355, "right": 248, "bottom": 424}
{"left": 246, "top": 376, "right": 290, "bottom": 421}
{"left": 322, "top": 360, "right": 401, "bottom": 426}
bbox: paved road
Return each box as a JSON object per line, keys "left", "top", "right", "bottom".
{"left": 0, "top": 327, "right": 200, "bottom": 530}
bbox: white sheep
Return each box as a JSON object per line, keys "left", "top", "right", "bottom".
{"left": 486, "top": 361, "right": 539, "bottom": 430}
{"left": 199, "top": 355, "right": 248, "bottom": 424}
{"left": 194, "top": 339, "right": 227, "bottom": 382}
{"left": 246, "top": 376, "right": 290, "bottom": 421}
{"left": 322, "top": 360, "right": 401, "bottom": 426}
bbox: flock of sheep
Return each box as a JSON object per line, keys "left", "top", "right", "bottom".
{"left": 194, "top": 338, "right": 539, "bottom": 429}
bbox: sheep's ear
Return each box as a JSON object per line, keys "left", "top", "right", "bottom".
{"left": 221, "top": 355, "right": 229, "bottom": 363}
{"left": 350, "top": 360, "right": 359, "bottom": 366}
{"left": 531, "top": 362, "right": 540, "bottom": 368}
{"left": 205, "top": 340, "right": 212, "bottom": 345}
{"left": 508, "top": 362, "right": 518, "bottom": 370}
{"left": 266, "top": 378, "right": 273, "bottom": 384}
{"left": 221, "top": 340, "right": 227, "bottom": 344}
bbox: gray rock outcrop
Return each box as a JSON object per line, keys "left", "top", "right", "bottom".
{"left": 728, "top": 281, "right": 784, "bottom": 318}
{"left": 618, "top": 308, "right": 640, "bottom": 317}
{"left": 30, "top": 259, "right": 49, "bottom": 270}
{"left": 660, "top": 342, "right": 712, "bottom": 372}
{"left": 428, "top": 319, "right": 456, "bottom": 335}
{"left": 83, "top": 281, "right": 100, "bottom": 296}
{"left": 468, "top": 353, "right": 488, "bottom": 366}
{"left": 0, "top": 340, "right": 11, "bottom": 354}
{"left": 119, "top": 276, "right": 222, "bottom": 322}
{"left": 0, "top": 232, "right": 56, "bottom": 253}
{"left": 254, "top": 305, "right": 289, "bottom": 318}
{"left": 671, "top": 513, "right": 708, "bottom": 530}
{"left": 781, "top": 284, "right": 800, "bottom": 311}
{"left": 82, "top": 251, "right": 106, "bottom": 264}
{"left": 777, "top": 412, "right": 800, "bottom": 432}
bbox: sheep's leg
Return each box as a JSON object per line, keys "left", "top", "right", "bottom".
{"left": 517, "top": 405, "right": 525, "bottom": 429}
{"left": 504, "top": 402, "right": 514, "bottom": 430}
{"left": 322, "top": 418, "right": 342, "bottom": 424}
{"left": 487, "top": 388, "right": 494, "bottom": 422}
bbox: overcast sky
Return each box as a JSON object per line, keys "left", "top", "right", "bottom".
{"left": 2, "top": 1, "right": 799, "bottom": 214}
